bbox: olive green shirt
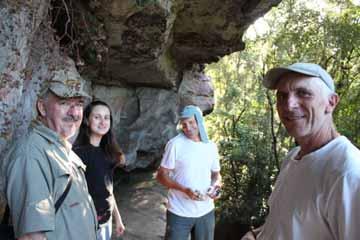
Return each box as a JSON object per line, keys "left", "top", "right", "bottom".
{"left": 5, "top": 120, "right": 97, "bottom": 239}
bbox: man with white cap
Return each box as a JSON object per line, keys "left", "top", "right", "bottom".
{"left": 157, "top": 105, "right": 222, "bottom": 240}
{"left": 241, "top": 63, "right": 360, "bottom": 240}
{"left": 3, "top": 68, "right": 98, "bottom": 240}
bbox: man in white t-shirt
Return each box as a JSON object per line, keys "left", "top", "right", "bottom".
{"left": 157, "top": 105, "right": 222, "bottom": 240}
{"left": 241, "top": 63, "right": 360, "bottom": 240}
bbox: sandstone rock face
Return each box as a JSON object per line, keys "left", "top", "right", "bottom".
{"left": 178, "top": 64, "right": 215, "bottom": 113}
{"left": 0, "top": 1, "right": 63, "bottom": 204}
{"left": 82, "top": 0, "right": 280, "bottom": 170}
{"left": 0, "top": 0, "right": 281, "bottom": 205}
{"left": 172, "top": 0, "right": 281, "bottom": 66}
{"left": 92, "top": 84, "right": 178, "bottom": 170}
{"left": 95, "top": 0, "right": 178, "bottom": 88}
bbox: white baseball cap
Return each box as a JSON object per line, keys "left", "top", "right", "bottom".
{"left": 263, "top": 62, "right": 335, "bottom": 92}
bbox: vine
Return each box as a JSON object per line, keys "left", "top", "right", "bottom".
{"left": 49, "top": 0, "right": 107, "bottom": 66}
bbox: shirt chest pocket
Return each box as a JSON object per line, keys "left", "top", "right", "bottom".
{"left": 52, "top": 164, "right": 92, "bottom": 215}
{"left": 45, "top": 149, "right": 82, "bottom": 208}
{"left": 52, "top": 163, "right": 73, "bottom": 207}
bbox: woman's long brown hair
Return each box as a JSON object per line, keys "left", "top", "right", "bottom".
{"left": 74, "top": 100, "right": 125, "bottom": 168}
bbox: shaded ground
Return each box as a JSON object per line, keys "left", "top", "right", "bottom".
{"left": 112, "top": 170, "right": 168, "bottom": 240}
{"left": 111, "top": 170, "right": 250, "bottom": 240}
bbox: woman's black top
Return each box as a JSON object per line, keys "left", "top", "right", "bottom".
{"left": 74, "top": 144, "right": 115, "bottom": 224}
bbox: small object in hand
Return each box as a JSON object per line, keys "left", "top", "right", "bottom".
{"left": 207, "top": 186, "right": 221, "bottom": 198}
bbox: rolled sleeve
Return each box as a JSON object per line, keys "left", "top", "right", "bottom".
{"left": 17, "top": 198, "right": 55, "bottom": 236}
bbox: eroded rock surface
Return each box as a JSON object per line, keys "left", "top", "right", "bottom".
{"left": 83, "top": 0, "right": 280, "bottom": 170}
{"left": 0, "top": 0, "right": 281, "bottom": 211}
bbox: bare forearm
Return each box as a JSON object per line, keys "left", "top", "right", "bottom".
{"left": 157, "top": 167, "right": 203, "bottom": 200}
{"left": 156, "top": 170, "right": 187, "bottom": 193}
{"left": 112, "top": 199, "right": 123, "bottom": 225}
{"left": 112, "top": 197, "right": 126, "bottom": 236}
{"left": 211, "top": 171, "right": 222, "bottom": 187}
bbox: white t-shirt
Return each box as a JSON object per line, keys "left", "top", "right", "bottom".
{"left": 160, "top": 133, "right": 220, "bottom": 218}
{"left": 258, "top": 136, "right": 360, "bottom": 240}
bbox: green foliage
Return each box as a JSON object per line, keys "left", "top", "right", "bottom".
{"left": 206, "top": 0, "right": 360, "bottom": 229}
{"left": 216, "top": 125, "right": 277, "bottom": 226}
{"left": 206, "top": 51, "right": 289, "bottom": 227}
{"left": 260, "top": 0, "right": 360, "bottom": 146}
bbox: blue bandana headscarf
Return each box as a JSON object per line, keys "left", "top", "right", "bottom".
{"left": 179, "top": 105, "right": 209, "bottom": 143}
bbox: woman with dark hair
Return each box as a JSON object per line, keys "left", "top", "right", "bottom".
{"left": 74, "top": 100, "right": 125, "bottom": 240}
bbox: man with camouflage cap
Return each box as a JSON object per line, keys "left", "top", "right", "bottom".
{"left": 4, "top": 67, "right": 98, "bottom": 240}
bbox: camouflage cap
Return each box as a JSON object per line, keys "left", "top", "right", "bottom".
{"left": 40, "top": 69, "right": 91, "bottom": 99}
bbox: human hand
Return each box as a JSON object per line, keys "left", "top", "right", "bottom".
{"left": 241, "top": 227, "right": 262, "bottom": 240}
{"left": 207, "top": 185, "right": 221, "bottom": 200}
{"left": 184, "top": 188, "right": 203, "bottom": 201}
{"left": 114, "top": 220, "right": 125, "bottom": 237}
{"left": 240, "top": 231, "right": 256, "bottom": 240}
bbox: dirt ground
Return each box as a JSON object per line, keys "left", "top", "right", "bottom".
{"left": 110, "top": 170, "right": 247, "bottom": 240}
{"left": 112, "top": 170, "right": 168, "bottom": 240}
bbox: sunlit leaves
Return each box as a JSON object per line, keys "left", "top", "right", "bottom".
{"left": 205, "top": 0, "right": 360, "bottom": 227}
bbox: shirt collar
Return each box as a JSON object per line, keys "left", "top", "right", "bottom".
{"left": 31, "top": 120, "right": 72, "bottom": 152}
